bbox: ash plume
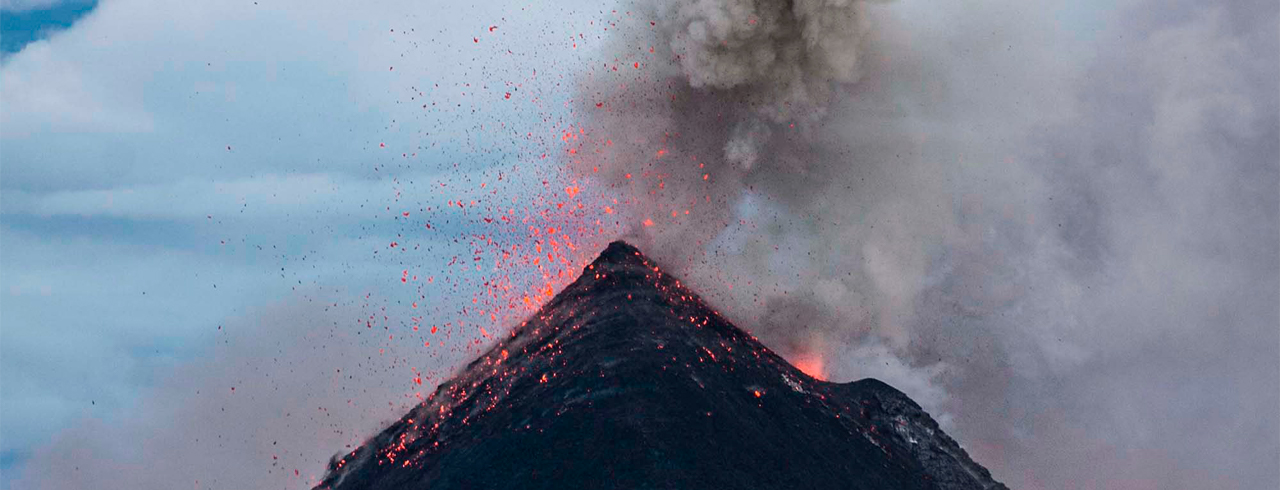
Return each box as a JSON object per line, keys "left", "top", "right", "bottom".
{"left": 574, "top": 0, "right": 952, "bottom": 381}
{"left": 660, "top": 0, "right": 870, "bottom": 128}
{"left": 573, "top": 0, "right": 1279, "bottom": 488}
{"left": 575, "top": 0, "right": 879, "bottom": 260}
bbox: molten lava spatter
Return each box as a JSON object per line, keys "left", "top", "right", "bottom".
{"left": 793, "top": 353, "right": 827, "bottom": 381}
{"left": 314, "top": 242, "right": 1007, "bottom": 490}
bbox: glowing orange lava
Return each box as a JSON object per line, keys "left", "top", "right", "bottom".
{"left": 793, "top": 354, "right": 826, "bottom": 381}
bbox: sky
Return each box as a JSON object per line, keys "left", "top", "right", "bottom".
{"left": 1, "top": 1, "right": 627, "bottom": 487}
{"left": 1, "top": 1, "right": 1277, "bottom": 489}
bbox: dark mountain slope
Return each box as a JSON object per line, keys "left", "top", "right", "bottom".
{"left": 315, "top": 241, "right": 1006, "bottom": 490}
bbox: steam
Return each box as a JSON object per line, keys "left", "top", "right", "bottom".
{"left": 17, "top": 291, "right": 421, "bottom": 490}
{"left": 574, "top": 0, "right": 1279, "bottom": 489}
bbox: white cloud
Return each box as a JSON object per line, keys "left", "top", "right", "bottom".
{"left": 0, "top": 170, "right": 511, "bottom": 222}
{"left": 1, "top": 0, "right": 582, "bottom": 190}
{"left": 0, "top": 41, "right": 154, "bottom": 137}
{"left": 1, "top": 1, "right": 604, "bottom": 488}
{"left": 4, "top": 173, "right": 384, "bottom": 219}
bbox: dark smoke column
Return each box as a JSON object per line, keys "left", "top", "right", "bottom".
{"left": 314, "top": 242, "right": 1007, "bottom": 490}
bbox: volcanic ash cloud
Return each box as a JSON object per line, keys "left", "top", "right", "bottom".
{"left": 654, "top": 0, "right": 870, "bottom": 172}
{"left": 662, "top": 0, "right": 869, "bottom": 119}
{"left": 573, "top": 0, "right": 875, "bottom": 258}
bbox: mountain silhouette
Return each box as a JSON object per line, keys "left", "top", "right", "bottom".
{"left": 315, "top": 241, "right": 1007, "bottom": 490}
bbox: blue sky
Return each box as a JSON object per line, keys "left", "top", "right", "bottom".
{"left": 0, "top": 0, "right": 94, "bottom": 55}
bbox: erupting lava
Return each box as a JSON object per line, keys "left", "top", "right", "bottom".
{"left": 792, "top": 353, "right": 827, "bottom": 381}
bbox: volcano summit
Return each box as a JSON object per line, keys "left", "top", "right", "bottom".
{"left": 315, "top": 242, "right": 1006, "bottom": 490}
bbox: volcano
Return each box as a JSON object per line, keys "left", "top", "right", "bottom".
{"left": 315, "top": 241, "right": 1006, "bottom": 490}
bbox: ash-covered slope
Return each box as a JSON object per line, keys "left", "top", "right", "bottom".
{"left": 315, "top": 241, "right": 1006, "bottom": 490}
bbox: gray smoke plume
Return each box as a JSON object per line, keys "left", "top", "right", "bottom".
{"left": 573, "top": 0, "right": 1278, "bottom": 488}
{"left": 573, "top": 0, "right": 879, "bottom": 260}
{"left": 660, "top": 0, "right": 870, "bottom": 170}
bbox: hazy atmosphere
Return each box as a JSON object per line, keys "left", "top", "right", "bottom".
{"left": 2, "top": 1, "right": 1276, "bottom": 489}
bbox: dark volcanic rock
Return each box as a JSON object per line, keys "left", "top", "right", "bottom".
{"left": 315, "top": 241, "right": 1007, "bottom": 490}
